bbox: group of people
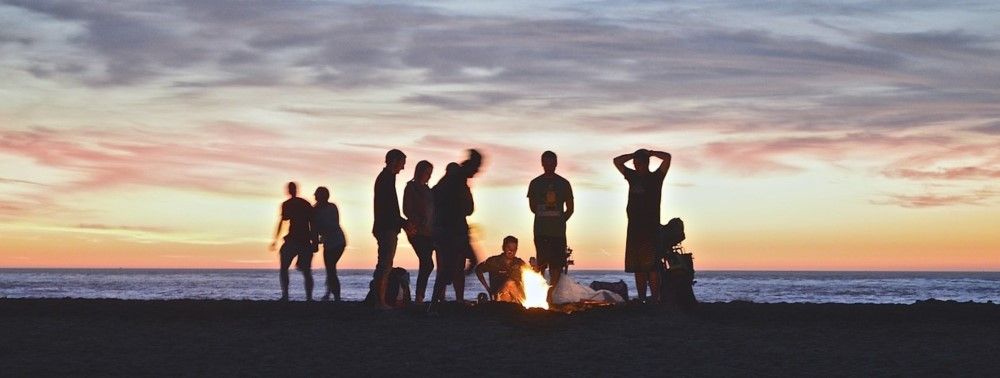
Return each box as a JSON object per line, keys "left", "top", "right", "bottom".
{"left": 269, "top": 147, "right": 671, "bottom": 306}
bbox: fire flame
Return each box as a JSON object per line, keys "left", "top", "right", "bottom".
{"left": 519, "top": 265, "right": 550, "bottom": 310}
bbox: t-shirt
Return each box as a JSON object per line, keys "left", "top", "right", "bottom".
{"left": 373, "top": 168, "right": 404, "bottom": 235}
{"left": 623, "top": 168, "right": 666, "bottom": 222}
{"left": 527, "top": 173, "right": 573, "bottom": 237}
{"left": 476, "top": 254, "right": 526, "bottom": 294}
{"left": 312, "top": 202, "right": 346, "bottom": 247}
{"left": 281, "top": 197, "right": 313, "bottom": 243}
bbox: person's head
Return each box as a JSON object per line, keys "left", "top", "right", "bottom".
{"left": 286, "top": 181, "right": 298, "bottom": 197}
{"left": 385, "top": 149, "right": 406, "bottom": 174}
{"left": 314, "top": 186, "right": 330, "bottom": 203}
{"left": 413, "top": 160, "right": 433, "bottom": 184}
{"left": 541, "top": 151, "right": 557, "bottom": 174}
{"left": 502, "top": 235, "right": 518, "bottom": 259}
{"left": 633, "top": 148, "right": 650, "bottom": 173}
{"left": 462, "top": 149, "right": 482, "bottom": 178}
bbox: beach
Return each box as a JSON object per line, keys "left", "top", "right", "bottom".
{"left": 2, "top": 299, "right": 998, "bottom": 376}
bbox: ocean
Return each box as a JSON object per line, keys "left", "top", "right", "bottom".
{"left": 2, "top": 269, "right": 998, "bottom": 304}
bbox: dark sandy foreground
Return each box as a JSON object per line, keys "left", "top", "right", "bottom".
{"left": 1, "top": 299, "right": 998, "bottom": 377}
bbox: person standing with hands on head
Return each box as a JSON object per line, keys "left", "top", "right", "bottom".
{"left": 527, "top": 151, "right": 573, "bottom": 286}
{"left": 312, "top": 186, "right": 346, "bottom": 301}
{"left": 614, "top": 148, "right": 671, "bottom": 303}
{"left": 270, "top": 182, "right": 316, "bottom": 301}
{"left": 403, "top": 160, "right": 435, "bottom": 304}
{"left": 373, "top": 149, "right": 411, "bottom": 310}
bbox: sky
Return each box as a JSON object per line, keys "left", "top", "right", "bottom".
{"left": 0, "top": 0, "right": 998, "bottom": 270}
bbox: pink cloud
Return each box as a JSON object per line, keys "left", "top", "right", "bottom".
{"left": 0, "top": 126, "right": 385, "bottom": 212}
{"left": 699, "top": 133, "right": 953, "bottom": 175}
{"left": 873, "top": 188, "right": 998, "bottom": 208}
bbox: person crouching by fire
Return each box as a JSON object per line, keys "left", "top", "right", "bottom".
{"left": 475, "top": 236, "right": 526, "bottom": 303}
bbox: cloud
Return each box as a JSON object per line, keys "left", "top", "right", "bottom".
{"left": 968, "top": 121, "right": 1000, "bottom": 135}
{"left": 0, "top": 125, "right": 384, "bottom": 204}
{"left": 0, "top": 177, "right": 46, "bottom": 186}
{"left": 699, "top": 132, "right": 951, "bottom": 175}
{"left": 76, "top": 223, "right": 173, "bottom": 234}
{"left": 884, "top": 167, "right": 1000, "bottom": 180}
{"left": 873, "top": 188, "right": 998, "bottom": 208}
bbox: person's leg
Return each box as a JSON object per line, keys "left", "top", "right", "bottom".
{"left": 431, "top": 234, "right": 452, "bottom": 302}
{"left": 321, "top": 244, "right": 332, "bottom": 300}
{"left": 413, "top": 236, "right": 434, "bottom": 303}
{"left": 547, "top": 237, "right": 567, "bottom": 286}
{"left": 635, "top": 272, "right": 649, "bottom": 301}
{"left": 648, "top": 270, "right": 661, "bottom": 304}
{"left": 278, "top": 245, "right": 295, "bottom": 301}
{"left": 453, "top": 252, "right": 465, "bottom": 303}
{"left": 325, "top": 244, "right": 345, "bottom": 301}
{"left": 375, "top": 232, "right": 398, "bottom": 309}
{"left": 300, "top": 251, "right": 314, "bottom": 301}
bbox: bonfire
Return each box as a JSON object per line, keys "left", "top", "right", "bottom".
{"left": 518, "top": 265, "right": 550, "bottom": 310}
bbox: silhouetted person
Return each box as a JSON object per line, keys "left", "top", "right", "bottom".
{"left": 270, "top": 182, "right": 315, "bottom": 301}
{"left": 403, "top": 160, "right": 435, "bottom": 303}
{"left": 313, "top": 186, "right": 347, "bottom": 301}
{"left": 431, "top": 149, "right": 482, "bottom": 303}
{"left": 614, "top": 149, "right": 671, "bottom": 302}
{"left": 373, "top": 149, "right": 409, "bottom": 310}
{"left": 527, "top": 151, "right": 573, "bottom": 286}
{"left": 476, "top": 235, "right": 526, "bottom": 303}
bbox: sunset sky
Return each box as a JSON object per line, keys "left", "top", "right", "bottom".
{"left": 1, "top": 1, "right": 998, "bottom": 270}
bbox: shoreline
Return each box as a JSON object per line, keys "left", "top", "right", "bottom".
{"left": 2, "top": 299, "right": 998, "bottom": 376}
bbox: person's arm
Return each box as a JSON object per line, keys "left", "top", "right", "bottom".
{"left": 527, "top": 181, "right": 538, "bottom": 214}
{"left": 464, "top": 185, "right": 474, "bottom": 216}
{"left": 270, "top": 218, "right": 283, "bottom": 251}
{"left": 564, "top": 181, "right": 574, "bottom": 221}
{"left": 613, "top": 153, "right": 634, "bottom": 176}
{"left": 650, "top": 150, "right": 672, "bottom": 174}
{"left": 475, "top": 263, "right": 491, "bottom": 295}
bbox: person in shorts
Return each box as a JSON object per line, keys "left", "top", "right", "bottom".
{"left": 527, "top": 151, "right": 573, "bottom": 286}
{"left": 270, "top": 182, "right": 315, "bottom": 301}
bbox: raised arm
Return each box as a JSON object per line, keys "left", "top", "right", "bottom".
{"left": 613, "top": 153, "right": 634, "bottom": 176}
{"left": 650, "top": 150, "right": 672, "bottom": 174}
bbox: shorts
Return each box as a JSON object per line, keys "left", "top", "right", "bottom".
{"left": 534, "top": 235, "right": 567, "bottom": 269}
{"left": 374, "top": 231, "right": 399, "bottom": 277}
{"left": 280, "top": 239, "right": 314, "bottom": 270}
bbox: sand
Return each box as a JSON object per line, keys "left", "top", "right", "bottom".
{"left": 1, "top": 299, "right": 998, "bottom": 376}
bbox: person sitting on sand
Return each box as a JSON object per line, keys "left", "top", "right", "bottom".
{"left": 270, "top": 182, "right": 316, "bottom": 301}
{"left": 475, "top": 236, "right": 526, "bottom": 303}
{"left": 312, "top": 186, "right": 347, "bottom": 301}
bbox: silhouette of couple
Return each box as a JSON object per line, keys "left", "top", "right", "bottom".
{"left": 271, "top": 147, "right": 671, "bottom": 305}
{"left": 270, "top": 183, "right": 346, "bottom": 302}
